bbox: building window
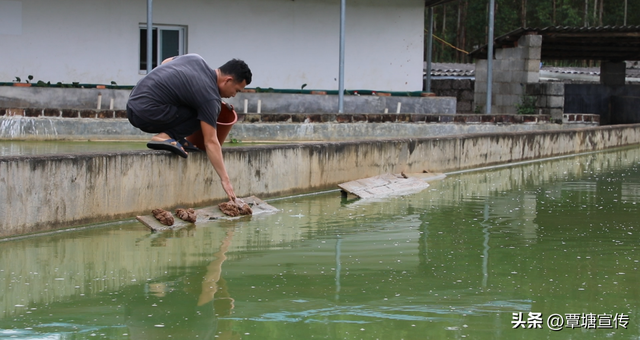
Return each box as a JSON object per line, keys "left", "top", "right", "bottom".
{"left": 139, "top": 25, "right": 186, "bottom": 73}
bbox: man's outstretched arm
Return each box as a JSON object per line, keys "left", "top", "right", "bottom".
{"left": 201, "top": 120, "right": 236, "bottom": 201}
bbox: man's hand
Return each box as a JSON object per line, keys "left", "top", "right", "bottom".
{"left": 221, "top": 178, "right": 237, "bottom": 202}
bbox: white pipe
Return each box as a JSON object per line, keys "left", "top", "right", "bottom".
{"left": 97, "top": 94, "right": 102, "bottom": 110}
{"left": 486, "top": 0, "right": 495, "bottom": 114}
{"left": 425, "top": 7, "right": 434, "bottom": 92}
{"left": 109, "top": 98, "right": 114, "bottom": 110}
{"left": 244, "top": 99, "right": 248, "bottom": 113}
{"left": 257, "top": 100, "right": 262, "bottom": 114}
{"left": 396, "top": 102, "right": 402, "bottom": 114}
{"left": 147, "top": 0, "right": 153, "bottom": 74}
{"left": 338, "top": 0, "right": 346, "bottom": 113}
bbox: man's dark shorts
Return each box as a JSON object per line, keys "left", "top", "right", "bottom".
{"left": 127, "top": 105, "right": 201, "bottom": 141}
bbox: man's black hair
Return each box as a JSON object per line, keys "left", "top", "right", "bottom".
{"left": 219, "top": 59, "right": 252, "bottom": 85}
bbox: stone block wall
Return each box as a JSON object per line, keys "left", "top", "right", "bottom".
{"left": 525, "top": 83, "right": 565, "bottom": 122}
{"left": 474, "top": 34, "right": 542, "bottom": 114}
{"left": 430, "top": 79, "right": 475, "bottom": 113}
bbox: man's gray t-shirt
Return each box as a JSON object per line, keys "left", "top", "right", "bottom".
{"left": 127, "top": 54, "right": 221, "bottom": 128}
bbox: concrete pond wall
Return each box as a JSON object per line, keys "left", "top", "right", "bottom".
{"left": 0, "top": 113, "right": 598, "bottom": 142}
{"left": 2, "top": 124, "right": 640, "bottom": 238}
{"left": 0, "top": 87, "right": 456, "bottom": 114}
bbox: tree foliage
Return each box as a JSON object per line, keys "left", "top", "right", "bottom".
{"left": 427, "top": 0, "right": 639, "bottom": 63}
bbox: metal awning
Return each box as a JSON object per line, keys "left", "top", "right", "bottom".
{"left": 469, "top": 26, "right": 640, "bottom": 61}
{"left": 424, "top": 0, "right": 458, "bottom": 7}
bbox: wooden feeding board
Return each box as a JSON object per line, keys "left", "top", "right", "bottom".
{"left": 339, "top": 172, "right": 446, "bottom": 199}
{"left": 136, "top": 196, "right": 278, "bottom": 232}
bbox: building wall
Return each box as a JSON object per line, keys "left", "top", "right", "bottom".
{"left": 0, "top": 0, "right": 424, "bottom": 91}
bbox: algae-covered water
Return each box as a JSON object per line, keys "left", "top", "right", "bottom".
{"left": 2, "top": 146, "right": 640, "bottom": 339}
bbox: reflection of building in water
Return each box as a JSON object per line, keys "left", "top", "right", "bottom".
{"left": 416, "top": 146, "right": 640, "bottom": 291}
{"left": 621, "top": 182, "right": 640, "bottom": 202}
{"left": 533, "top": 164, "right": 640, "bottom": 228}
{"left": 482, "top": 192, "right": 539, "bottom": 241}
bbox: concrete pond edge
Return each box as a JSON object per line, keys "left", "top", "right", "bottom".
{"left": 1, "top": 123, "right": 640, "bottom": 238}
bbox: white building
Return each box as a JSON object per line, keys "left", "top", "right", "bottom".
{"left": 0, "top": 0, "right": 425, "bottom": 91}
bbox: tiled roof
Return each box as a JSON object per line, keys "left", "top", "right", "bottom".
{"left": 430, "top": 68, "right": 475, "bottom": 77}
{"left": 426, "top": 62, "right": 640, "bottom": 80}
{"left": 426, "top": 63, "right": 475, "bottom": 77}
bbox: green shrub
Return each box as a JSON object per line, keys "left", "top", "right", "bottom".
{"left": 516, "top": 95, "right": 537, "bottom": 115}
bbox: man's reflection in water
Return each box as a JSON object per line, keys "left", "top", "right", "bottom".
{"left": 144, "top": 226, "right": 197, "bottom": 248}
{"left": 126, "top": 227, "right": 241, "bottom": 339}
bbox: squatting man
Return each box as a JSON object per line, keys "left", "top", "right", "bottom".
{"left": 126, "top": 54, "right": 252, "bottom": 201}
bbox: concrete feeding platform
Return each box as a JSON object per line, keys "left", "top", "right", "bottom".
{"left": 136, "top": 196, "right": 278, "bottom": 232}
{"left": 339, "top": 172, "right": 446, "bottom": 199}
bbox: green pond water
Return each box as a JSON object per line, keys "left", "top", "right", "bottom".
{"left": 2, "top": 146, "right": 640, "bottom": 339}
